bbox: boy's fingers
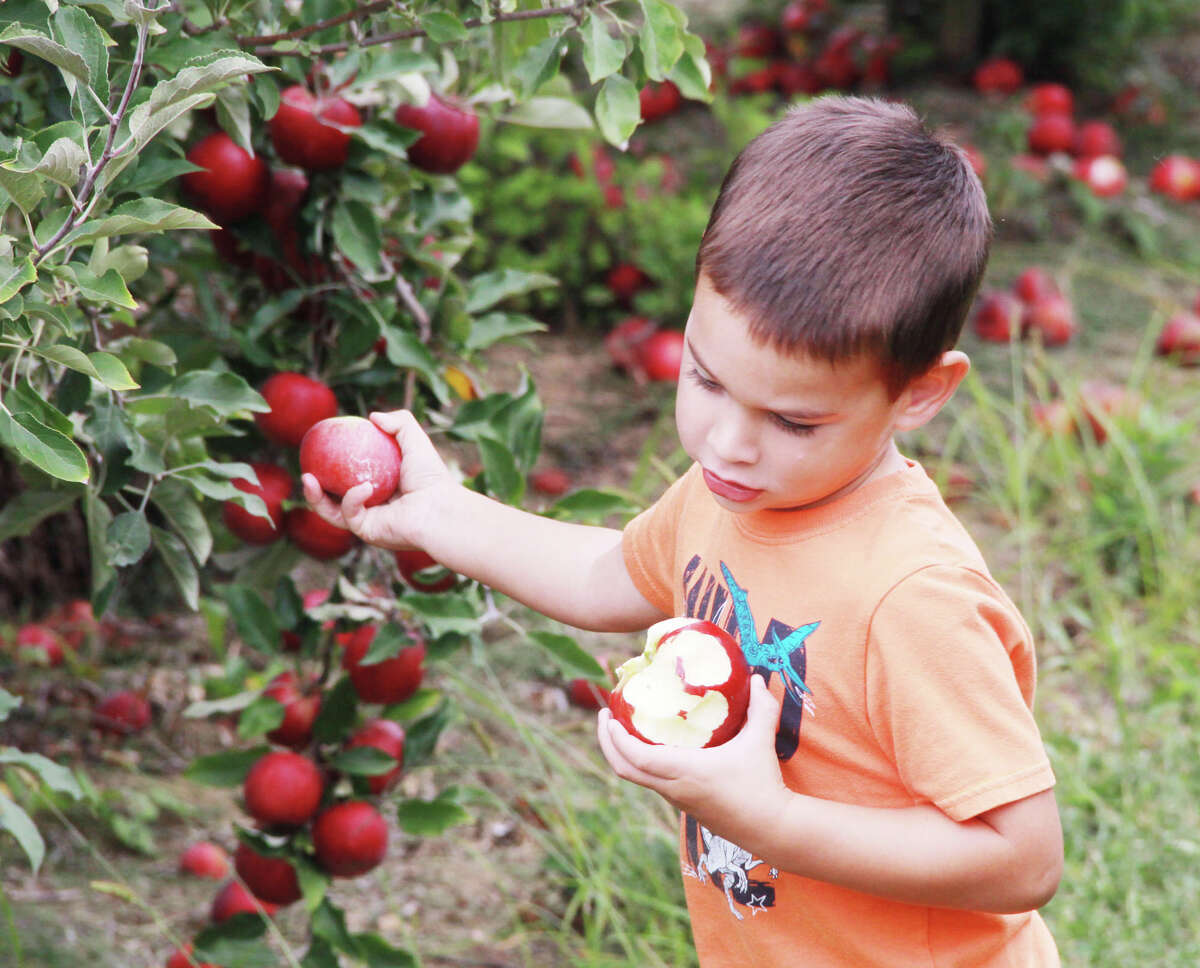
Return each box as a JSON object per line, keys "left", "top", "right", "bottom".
{"left": 301, "top": 473, "right": 346, "bottom": 527}
{"left": 338, "top": 482, "right": 375, "bottom": 528}
{"left": 744, "top": 675, "right": 782, "bottom": 741}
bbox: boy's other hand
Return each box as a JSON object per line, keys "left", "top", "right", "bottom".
{"left": 597, "top": 674, "right": 790, "bottom": 843}
{"left": 301, "top": 409, "right": 452, "bottom": 550}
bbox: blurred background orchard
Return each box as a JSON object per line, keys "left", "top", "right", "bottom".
{"left": 1, "top": 0, "right": 1198, "bottom": 965}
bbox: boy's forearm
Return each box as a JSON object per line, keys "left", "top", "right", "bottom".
{"left": 714, "top": 788, "right": 1061, "bottom": 914}
{"left": 410, "top": 482, "right": 662, "bottom": 633}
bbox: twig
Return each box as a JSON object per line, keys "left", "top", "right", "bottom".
{"left": 249, "top": 1, "right": 594, "bottom": 58}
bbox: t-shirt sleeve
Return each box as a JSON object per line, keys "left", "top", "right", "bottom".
{"left": 864, "top": 564, "right": 1056, "bottom": 822}
{"left": 620, "top": 466, "right": 697, "bottom": 616}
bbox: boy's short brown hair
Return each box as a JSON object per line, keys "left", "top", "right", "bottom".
{"left": 696, "top": 96, "right": 991, "bottom": 397}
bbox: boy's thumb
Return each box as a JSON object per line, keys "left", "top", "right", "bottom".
{"left": 745, "top": 674, "right": 781, "bottom": 738}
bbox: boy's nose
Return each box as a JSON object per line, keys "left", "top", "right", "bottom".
{"left": 707, "top": 407, "right": 759, "bottom": 466}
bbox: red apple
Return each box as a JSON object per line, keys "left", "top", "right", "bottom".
{"left": 48, "top": 598, "right": 96, "bottom": 650}
{"left": 166, "top": 943, "right": 219, "bottom": 968}
{"left": 13, "top": 623, "right": 65, "bottom": 667}
{"left": 529, "top": 467, "right": 572, "bottom": 497}
{"left": 312, "top": 801, "right": 388, "bottom": 877}
{"left": 221, "top": 462, "right": 292, "bottom": 545}
{"left": 606, "top": 262, "right": 650, "bottom": 305}
{"left": 1024, "top": 82, "right": 1074, "bottom": 116}
{"left": 255, "top": 372, "right": 338, "bottom": 447}
{"left": 1032, "top": 399, "right": 1074, "bottom": 436}
{"left": 300, "top": 416, "right": 402, "bottom": 508}
{"left": 972, "top": 290, "right": 1023, "bottom": 342}
{"left": 179, "top": 841, "right": 230, "bottom": 880}
{"left": 567, "top": 677, "right": 611, "bottom": 710}
{"left": 1155, "top": 311, "right": 1200, "bottom": 365}
{"left": 269, "top": 85, "right": 362, "bottom": 171}
{"left": 181, "top": 132, "right": 269, "bottom": 225}
{"left": 339, "top": 625, "right": 426, "bottom": 705}
{"left": 93, "top": 690, "right": 151, "bottom": 736}
{"left": 285, "top": 507, "right": 358, "bottom": 560}
{"left": 260, "top": 671, "right": 321, "bottom": 749}
{"left": 1013, "top": 266, "right": 1060, "bottom": 305}
{"left": 1, "top": 48, "right": 24, "bottom": 78}
{"left": 394, "top": 92, "right": 480, "bottom": 174}
{"left": 636, "top": 329, "right": 685, "bottom": 382}
{"left": 609, "top": 618, "right": 751, "bottom": 748}
{"left": 972, "top": 57, "right": 1023, "bottom": 95}
{"left": 394, "top": 548, "right": 457, "bottom": 594}
{"left": 344, "top": 719, "right": 405, "bottom": 794}
{"left": 1027, "top": 112, "right": 1075, "bottom": 155}
{"left": 1149, "top": 155, "right": 1200, "bottom": 202}
{"left": 1072, "top": 120, "right": 1120, "bottom": 159}
{"left": 604, "top": 316, "right": 656, "bottom": 372}
{"left": 735, "top": 21, "right": 781, "bottom": 59}
{"left": 233, "top": 842, "right": 302, "bottom": 905}
{"left": 1022, "top": 293, "right": 1078, "bottom": 347}
{"left": 639, "top": 80, "right": 682, "bottom": 123}
{"left": 1072, "top": 155, "right": 1127, "bottom": 197}
{"left": 1010, "top": 153, "right": 1050, "bottom": 182}
{"left": 781, "top": 1, "right": 814, "bottom": 34}
{"left": 242, "top": 751, "right": 324, "bottom": 828}
{"left": 210, "top": 880, "right": 278, "bottom": 923}
{"left": 775, "top": 61, "right": 823, "bottom": 98}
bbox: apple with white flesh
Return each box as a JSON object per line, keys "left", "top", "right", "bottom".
{"left": 609, "top": 618, "right": 751, "bottom": 749}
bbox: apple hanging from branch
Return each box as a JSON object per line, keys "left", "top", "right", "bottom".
{"left": 609, "top": 618, "right": 752, "bottom": 748}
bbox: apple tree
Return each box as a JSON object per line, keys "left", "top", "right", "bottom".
{"left": 0, "top": 0, "right": 711, "bottom": 963}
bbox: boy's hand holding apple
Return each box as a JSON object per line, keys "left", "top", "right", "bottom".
{"left": 300, "top": 409, "right": 453, "bottom": 551}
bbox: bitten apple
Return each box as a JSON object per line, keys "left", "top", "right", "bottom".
{"left": 300, "top": 416, "right": 402, "bottom": 508}
{"left": 608, "top": 618, "right": 751, "bottom": 748}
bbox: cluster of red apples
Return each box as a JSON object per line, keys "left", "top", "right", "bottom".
{"left": 181, "top": 71, "right": 480, "bottom": 290}
{"left": 164, "top": 619, "right": 420, "bottom": 966}
{"left": 714, "top": 2, "right": 901, "bottom": 100}
{"left": 2, "top": 600, "right": 153, "bottom": 739}
{"left": 971, "top": 59, "right": 1200, "bottom": 203}
{"left": 973, "top": 267, "right": 1079, "bottom": 347}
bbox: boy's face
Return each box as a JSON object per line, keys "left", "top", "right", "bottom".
{"left": 675, "top": 274, "right": 914, "bottom": 513}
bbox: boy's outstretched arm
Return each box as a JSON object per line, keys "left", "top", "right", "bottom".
{"left": 598, "top": 677, "right": 1063, "bottom": 914}
{"left": 301, "top": 410, "right": 667, "bottom": 634}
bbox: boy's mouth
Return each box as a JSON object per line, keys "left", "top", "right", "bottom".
{"left": 702, "top": 469, "right": 764, "bottom": 503}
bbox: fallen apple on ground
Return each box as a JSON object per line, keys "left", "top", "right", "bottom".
{"left": 1155, "top": 311, "right": 1200, "bottom": 365}
{"left": 1023, "top": 293, "right": 1078, "bottom": 347}
{"left": 609, "top": 618, "right": 751, "bottom": 748}
{"left": 637, "top": 329, "right": 685, "bottom": 382}
{"left": 13, "top": 623, "right": 66, "bottom": 667}
{"left": 972, "top": 290, "right": 1022, "bottom": 342}
{"left": 93, "top": 690, "right": 151, "bottom": 736}
{"left": 300, "top": 416, "right": 403, "bottom": 508}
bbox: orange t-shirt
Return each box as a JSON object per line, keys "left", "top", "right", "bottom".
{"left": 622, "top": 460, "right": 1059, "bottom": 968}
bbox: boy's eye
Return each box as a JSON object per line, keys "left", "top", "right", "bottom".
{"left": 686, "top": 366, "right": 719, "bottom": 391}
{"left": 771, "top": 414, "right": 818, "bottom": 436}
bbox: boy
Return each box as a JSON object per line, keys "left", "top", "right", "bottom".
{"left": 304, "top": 96, "right": 1063, "bottom": 966}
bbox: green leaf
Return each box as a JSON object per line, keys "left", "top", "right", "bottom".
{"left": 503, "top": 96, "right": 595, "bottom": 130}
{"left": 107, "top": 509, "right": 151, "bottom": 566}
{"left": 402, "top": 701, "right": 451, "bottom": 769}
{"left": 312, "top": 677, "right": 359, "bottom": 745}
{"left": 151, "top": 526, "right": 199, "bottom": 610}
{"left": 85, "top": 488, "right": 115, "bottom": 595}
{"left": 67, "top": 198, "right": 218, "bottom": 245}
{"left": 331, "top": 199, "right": 382, "bottom": 274}
{"left": 420, "top": 10, "right": 468, "bottom": 43}
{"left": 0, "top": 749, "right": 83, "bottom": 798}
{"left": 0, "top": 24, "right": 90, "bottom": 83}
{"left": 184, "top": 747, "right": 270, "bottom": 787}
{"left": 462, "top": 311, "right": 546, "bottom": 353}
{"left": 0, "top": 256, "right": 36, "bottom": 303}
{"left": 380, "top": 326, "right": 448, "bottom": 400}
{"left": 237, "top": 694, "right": 285, "bottom": 740}
{"left": 52, "top": 5, "right": 110, "bottom": 110}
{"left": 224, "top": 584, "right": 280, "bottom": 654}
{"left": 5, "top": 137, "right": 88, "bottom": 189}
{"left": 395, "top": 790, "right": 471, "bottom": 836}
{"left": 112, "top": 336, "right": 177, "bottom": 369}
{"left": 512, "top": 35, "right": 565, "bottom": 99}
{"left": 1, "top": 409, "right": 90, "bottom": 482}
{"left": 529, "top": 630, "right": 608, "bottom": 680}
{"left": 361, "top": 624, "right": 415, "bottom": 665}
{"left": 354, "top": 933, "right": 419, "bottom": 968}
{"left": 6, "top": 379, "right": 73, "bottom": 436}
{"left": 70, "top": 265, "right": 138, "bottom": 309}
{"left": 0, "top": 485, "right": 81, "bottom": 542}
{"left": 0, "top": 688, "right": 19, "bottom": 720}
{"left": 668, "top": 48, "right": 712, "bottom": 103}
{"left": 0, "top": 794, "right": 44, "bottom": 873}
{"left": 465, "top": 268, "right": 559, "bottom": 314}
{"left": 638, "top": 0, "right": 686, "bottom": 81}
{"left": 31, "top": 343, "right": 136, "bottom": 389}
{"left": 88, "top": 351, "right": 139, "bottom": 390}
{"left": 167, "top": 370, "right": 267, "bottom": 415}
{"left": 328, "top": 746, "right": 398, "bottom": 777}
{"left": 151, "top": 478, "right": 212, "bottom": 563}
{"left": 126, "top": 91, "right": 216, "bottom": 154}
{"left": 543, "top": 487, "right": 641, "bottom": 523}
{"left": 581, "top": 11, "right": 628, "bottom": 83}
{"left": 595, "top": 74, "right": 641, "bottom": 146}
{"left": 478, "top": 436, "right": 523, "bottom": 504}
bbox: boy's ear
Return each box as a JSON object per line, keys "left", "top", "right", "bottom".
{"left": 893, "top": 350, "right": 970, "bottom": 432}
